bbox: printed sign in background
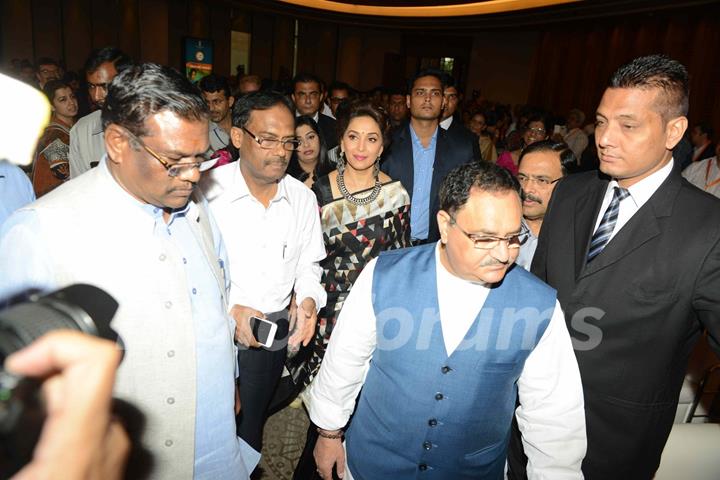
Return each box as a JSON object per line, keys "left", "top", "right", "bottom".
{"left": 184, "top": 38, "right": 214, "bottom": 83}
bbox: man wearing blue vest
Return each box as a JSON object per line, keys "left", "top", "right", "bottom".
{"left": 307, "top": 162, "right": 586, "bottom": 480}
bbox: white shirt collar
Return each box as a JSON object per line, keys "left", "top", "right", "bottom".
{"left": 608, "top": 158, "right": 674, "bottom": 209}
{"left": 225, "top": 161, "right": 292, "bottom": 206}
{"left": 439, "top": 116, "right": 453, "bottom": 130}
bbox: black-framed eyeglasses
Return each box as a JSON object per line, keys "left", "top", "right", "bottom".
{"left": 241, "top": 126, "right": 301, "bottom": 151}
{"left": 125, "top": 129, "right": 219, "bottom": 177}
{"left": 517, "top": 173, "right": 562, "bottom": 188}
{"left": 449, "top": 214, "right": 529, "bottom": 250}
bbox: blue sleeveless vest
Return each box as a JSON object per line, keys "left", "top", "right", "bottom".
{"left": 345, "top": 243, "right": 556, "bottom": 480}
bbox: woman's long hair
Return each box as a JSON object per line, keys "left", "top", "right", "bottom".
{"left": 287, "top": 115, "right": 333, "bottom": 182}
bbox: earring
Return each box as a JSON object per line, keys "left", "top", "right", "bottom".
{"left": 373, "top": 156, "right": 380, "bottom": 177}
{"left": 337, "top": 150, "right": 346, "bottom": 175}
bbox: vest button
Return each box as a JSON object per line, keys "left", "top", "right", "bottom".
{"left": 435, "top": 393, "right": 444, "bottom": 401}
{"left": 428, "top": 418, "right": 437, "bottom": 427}
{"left": 441, "top": 366, "right": 451, "bottom": 374}
{"left": 419, "top": 463, "right": 428, "bottom": 471}
{"left": 423, "top": 441, "right": 432, "bottom": 450}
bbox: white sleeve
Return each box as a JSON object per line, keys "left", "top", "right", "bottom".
{"left": 516, "top": 299, "right": 586, "bottom": 480}
{"left": 294, "top": 193, "right": 327, "bottom": 310}
{"left": 305, "top": 258, "right": 378, "bottom": 430}
{"left": 68, "top": 123, "right": 85, "bottom": 179}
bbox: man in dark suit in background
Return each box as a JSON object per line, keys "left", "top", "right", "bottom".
{"left": 440, "top": 74, "right": 482, "bottom": 161}
{"left": 382, "top": 68, "right": 475, "bottom": 243}
{"left": 291, "top": 72, "right": 338, "bottom": 149}
{"left": 511, "top": 54, "right": 720, "bottom": 479}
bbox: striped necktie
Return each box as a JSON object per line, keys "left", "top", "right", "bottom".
{"left": 587, "top": 186, "right": 630, "bottom": 262}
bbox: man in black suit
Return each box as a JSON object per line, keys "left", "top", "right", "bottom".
{"left": 291, "top": 73, "right": 338, "bottom": 149}
{"left": 381, "top": 69, "right": 475, "bottom": 243}
{"left": 440, "top": 74, "right": 482, "bottom": 162}
{"left": 511, "top": 54, "right": 720, "bottom": 479}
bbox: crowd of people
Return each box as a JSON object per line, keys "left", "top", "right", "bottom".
{"left": 1, "top": 47, "right": 719, "bottom": 480}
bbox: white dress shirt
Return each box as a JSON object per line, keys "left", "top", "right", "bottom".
{"left": 306, "top": 244, "right": 586, "bottom": 480}
{"left": 201, "top": 162, "right": 327, "bottom": 313}
{"left": 682, "top": 156, "right": 720, "bottom": 199}
{"left": 592, "top": 159, "right": 674, "bottom": 242}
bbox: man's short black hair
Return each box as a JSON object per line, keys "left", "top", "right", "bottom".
{"left": 292, "top": 73, "right": 323, "bottom": 92}
{"left": 609, "top": 54, "right": 689, "bottom": 121}
{"left": 102, "top": 63, "right": 209, "bottom": 137}
{"left": 519, "top": 139, "right": 575, "bottom": 176}
{"left": 440, "top": 73, "right": 463, "bottom": 95}
{"left": 231, "top": 90, "right": 294, "bottom": 129}
{"left": 439, "top": 162, "right": 521, "bottom": 216}
{"left": 695, "top": 121, "right": 714, "bottom": 139}
{"left": 328, "top": 81, "right": 352, "bottom": 95}
{"left": 407, "top": 68, "right": 445, "bottom": 93}
{"left": 36, "top": 57, "right": 59, "bottom": 68}
{"left": 83, "top": 47, "right": 132, "bottom": 76}
{"left": 198, "top": 74, "right": 232, "bottom": 98}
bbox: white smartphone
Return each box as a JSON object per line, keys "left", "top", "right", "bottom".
{"left": 249, "top": 316, "right": 277, "bottom": 348}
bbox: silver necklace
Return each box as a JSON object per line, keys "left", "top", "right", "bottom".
{"left": 336, "top": 170, "right": 382, "bottom": 206}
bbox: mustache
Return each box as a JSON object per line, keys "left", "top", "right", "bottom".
{"left": 480, "top": 258, "right": 509, "bottom": 267}
{"left": 523, "top": 192, "right": 543, "bottom": 204}
{"left": 264, "top": 158, "right": 288, "bottom": 167}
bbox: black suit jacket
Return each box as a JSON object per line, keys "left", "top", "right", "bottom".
{"left": 381, "top": 123, "right": 474, "bottom": 242}
{"left": 445, "top": 115, "right": 482, "bottom": 162}
{"left": 530, "top": 169, "right": 720, "bottom": 479}
{"left": 316, "top": 113, "right": 338, "bottom": 149}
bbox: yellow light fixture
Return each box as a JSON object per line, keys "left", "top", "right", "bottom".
{"left": 276, "top": 0, "right": 581, "bottom": 17}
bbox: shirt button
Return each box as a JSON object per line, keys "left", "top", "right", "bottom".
{"left": 419, "top": 463, "right": 428, "bottom": 471}
{"left": 423, "top": 441, "right": 432, "bottom": 450}
{"left": 441, "top": 366, "right": 451, "bottom": 374}
{"left": 167, "top": 397, "right": 175, "bottom": 405}
{"left": 165, "top": 439, "right": 173, "bottom": 447}
{"left": 435, "top": 393, "right": 444, "bottom": 401}
{"left": 165, "top": 301, "right": 173, "bottom": 309}
{"left": 159, "top": 254, "right": 166, "bottom": 261}
{"left": 192, "top": 288, "right": 197, "bottom": 295}
{"left": 183, "top": 257, "right": 187, "bottom": 264}
{"left": 428, "top": 419, "right": 437, "bottom": 427}
{"left": 167, "top": 350, "right": 175, "bottom": 358}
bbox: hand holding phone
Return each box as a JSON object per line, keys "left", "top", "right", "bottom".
{"left": 229, "top": 305, "right": 263, "bottom": 348}
{"left": 249, "top": 316, "right": 278, "bottom": 348}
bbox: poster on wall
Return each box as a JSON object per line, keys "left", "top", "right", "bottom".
{"left": 184, "top": 38, "right": 213, "bottom": 83}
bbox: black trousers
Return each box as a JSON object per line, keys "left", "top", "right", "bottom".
{"left": 293, "top": 425, "right": 343, "bottom": 480}
{"left": 236, "top": 313, "right": 289, "bottom": 452}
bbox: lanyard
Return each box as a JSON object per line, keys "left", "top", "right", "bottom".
{"left": 704, "top": 159, "right": 720, "bottom": 190}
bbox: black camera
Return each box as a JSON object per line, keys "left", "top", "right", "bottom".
{"left": 0, "top": 284, "right": 120, "bottom": 477}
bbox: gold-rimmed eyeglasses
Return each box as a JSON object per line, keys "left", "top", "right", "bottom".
{"left": 449, "top": 214, "right": 529, "bottom": 250}
{"left": 125, "top": 129, "right": 219, "bottom": 177}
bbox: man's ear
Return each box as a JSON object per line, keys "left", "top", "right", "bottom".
{"left": 230, "top": 126, "right": 244, "bottom": 149}
{"left": 406, "top": 95, "right": 411, "bottom": 110}
{"left": 437, "top": 210, "right": 451, "bottom": 245}
{"left": 104, "top": 124, "right": 130, "bottom": 165}
{"left": 665, "top": 116, "right": 688, "bottom": 150}
{"left": 228, "top": 96, "right": 235, "bottom": 108}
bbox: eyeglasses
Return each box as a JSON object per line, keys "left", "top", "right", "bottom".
{"left": 526, "top": 127, "right": 546, "bottom": 136}
{"left": 517, "top": 173, "right": 562, "bottom": 188}
{"left": 449, "top": 214, "right": 529, "bottom": 250}
{"left": 125, "top": 130, "right": 219, "bottom": 177}
{"left": 242, "top": 127, "right": 301, "bottom": 151}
